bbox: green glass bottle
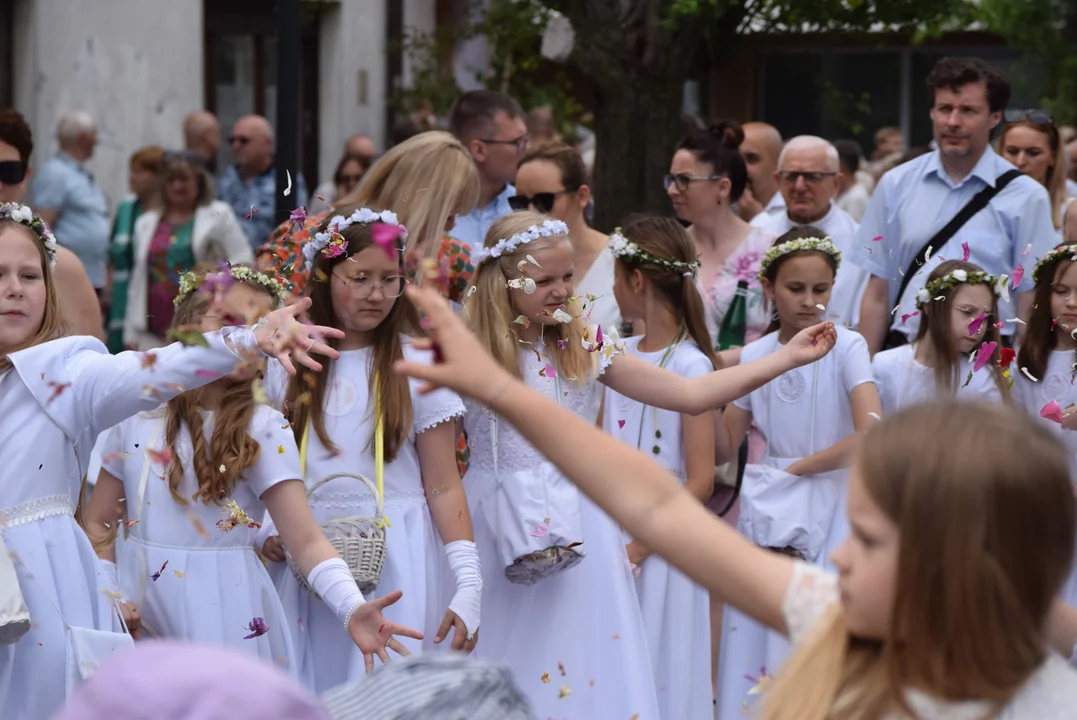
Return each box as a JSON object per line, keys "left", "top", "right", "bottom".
{"left": 717, "top": 280, "right": 749, "bottom": 350}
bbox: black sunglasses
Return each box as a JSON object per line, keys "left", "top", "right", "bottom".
{"left": 1004, "top": 109, "right": 1053, "bottom": 125}
{"left": 0, "top": 161, "right": 27, "bottom": 185}
{"left": 508, "top": 190, "right": 573, "bottom": 214}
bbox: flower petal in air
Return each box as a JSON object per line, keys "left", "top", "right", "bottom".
{"left": 1041, "top": 400, "right": 1065, "bottom": 424}
{"left": 371, "top": 222, "right": 404, "bottom": 260}
{"left": 1011, "top": 264, "right": 1024, "bottom": 289}
{"left": 967, "top": 313, "right": 986, "bottom": 336}
{"left": 973, "top": 341, "right": 997, "bottom": 372}
{"left": 960, "top": 241, "right": 970, "bottom": 263}
{"left": 999, "top": 347, "right": 1016, "bottom": 369}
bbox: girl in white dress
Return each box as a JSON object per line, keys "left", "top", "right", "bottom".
{"left": 0, "top": 204, "right": 341, "bottom": 719}
{"left": 83, "top": 266, "right": 422, "bottom": 676}
{"left": 872, "top": 260, "right": 1009, "bottom": 414}
{"left": 601, "top": 216, "right": 717, "bottom": 720}
{"left": 258, "top": 205, "right": 479, "bottom": 692}
{"left": 461, "top": 211, "right": 836, "bottom": 719}
{"left": 714, "top": 228, "right": 881, "bottom": 719}
{"left": 1013, "top": 243, "right": 1077, "bottom": 607}
{"left": 394, "top": 289, "right": 1077, "bottom": 720}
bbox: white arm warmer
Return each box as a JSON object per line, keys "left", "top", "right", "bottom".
{"left": 444, "top": 540, "right": 482, "bottom": 636}
{"left": 307, "top": 558, "right": 365, "bottom": 629}
{"left": 222, "top": 325, "right": 269, "bottom": 361}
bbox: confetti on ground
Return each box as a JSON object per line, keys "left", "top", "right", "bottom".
{"left": 541, "top": 672, "right": 550, "bottom": 684}
{"left": 151, "top": 560, "right": 169, "bottom": 581}
{"left": 244, "top": 617, "right": 269, "bottom": 639}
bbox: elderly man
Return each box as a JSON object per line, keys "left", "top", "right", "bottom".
{"left": 217, "top": 114, "right": 307, "bottom": 250}
{"left": 448, "top": 90, "right": 528, "bottom": 248}
{"left": 1, "top": 109, "right": 101, "bottom": 339}
{"left": 850, "top": 57, "right": 1055, "bottom": 353}
{"left": 309, "top": 133, "right": 377, "bottom": 215}
{"left": 737, "top": 122, "right": 784, "bottom": 222}
{"left": 30, "top": 110, "right": 111, "bottom": 305}
{"left": 751, "top": 135, "right": 869, "bottom": 329}
{"left": 183, "top": 111, "right": 221, "bottom": 174}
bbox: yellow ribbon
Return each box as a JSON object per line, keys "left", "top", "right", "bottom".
{"left": 299, "top": 375, "right": 389, "bottom": 528}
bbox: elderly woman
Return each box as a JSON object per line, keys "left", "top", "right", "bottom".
{"left": 124, "top": 151, "right": 251, "bottom": 350}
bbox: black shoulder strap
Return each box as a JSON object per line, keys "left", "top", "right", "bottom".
{"left": 895, "top": 168, "right": 1023, "bottom": 307}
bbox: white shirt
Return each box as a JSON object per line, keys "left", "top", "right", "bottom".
{"left": 751, "top": 203, "right": 870, "bottom": 330}
{"left": 449, "top": 184, "right": 516, "bottom": 250}
{"left": 871, "top": 343, "right": 1004, "bottom": 415}
{"left": 836, "top": 182, "right": 871, "bottom": 222}
{"left": 576, "top": 247, "right": 621, "bottom": 331}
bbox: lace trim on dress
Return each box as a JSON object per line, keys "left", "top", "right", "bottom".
{"left": 309, "top": 488, "right": 428, "bottom": 510}
{"left": 0, "top": 494, "right": 74, "bottom": 528}
{"left": 781, "top": 560, "right": 840, "bottom": 646}
{"left": 414, "top": 404, "right": 466, "bottom": 434}
{"left": 597, "top": 341, "right": 624, "bottom": 376}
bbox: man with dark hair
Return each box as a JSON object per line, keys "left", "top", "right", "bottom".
{"left": 448, "top": 90, "right": 528, "bottom": 248}
{"left": 0, "top": 109, "right": 103, "bottom": 339}
{"left": 848, "top": 56, "right": 1055, "bottom": 353}
{"left": 833, "top": 138, "right": 870, "bottom": 222}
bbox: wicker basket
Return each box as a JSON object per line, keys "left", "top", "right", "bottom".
{"left": 284, "top": 472, "right": 387, "bottom": 596}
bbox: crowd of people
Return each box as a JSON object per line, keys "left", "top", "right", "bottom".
{"left": 2, "top": 53, "right": 1077, "bottom": 720}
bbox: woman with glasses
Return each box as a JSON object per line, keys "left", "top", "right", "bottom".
{"left": 124, "top": 151, "right": 252, "bottom": 350}
{"left": 998, "top": 109, "right": 1074, "bottom": 241}
{"left": 667, "top": 121, "right": 777, "bottom": 353}
{"left": 512, "top": 141, "right": 622, "bottom": 331}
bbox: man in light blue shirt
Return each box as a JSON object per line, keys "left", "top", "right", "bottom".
{"left": 851, "top": 57, "right": 1056, "bottom": 352}
{"left": 30, "top": 110, "right": 111, "bottom": 294}
{"left": 217, "top": 114, "right": 307, "bottom": 251}
{"left": 448, "top": 91, "right": 528, "bottom": 249}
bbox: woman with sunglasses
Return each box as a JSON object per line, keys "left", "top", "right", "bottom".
{"left": 512, "top": 141, "right": 623, "bottom": 331}
{"left": 998, "top": 109, "right": 1075, "bottom": 242}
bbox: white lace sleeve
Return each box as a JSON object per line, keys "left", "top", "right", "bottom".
{"left": 782, "top": 561, "right": 840, "bottom": 645}
{"left": 593, "top": 324, "right": 627, "bottom": 376}
{"left": 404, "top": 342, "right": 466, "bottom": 433}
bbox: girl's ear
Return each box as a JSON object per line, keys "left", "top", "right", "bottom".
{"left": 630, "top": 267, "right": 646, "bottom": 293}
{"left": 760, "top": 276, "right": 776, "bottom": 303}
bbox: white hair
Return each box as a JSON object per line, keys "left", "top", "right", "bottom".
{"left": 56, "top": 111, "right": 96, "bottom": 145}
{"left": 778, "top": 135, "right": 840, "bottom": 172}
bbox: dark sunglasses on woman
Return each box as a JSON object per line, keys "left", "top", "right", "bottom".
{"left": 508, "top": 190, "right": 574, "bottom": 214}
{"left": 0, "top": 161, "right": 27, "bottom": 185}
{"left": 1004, "top": 109, "right": 1053, "bottom": 125}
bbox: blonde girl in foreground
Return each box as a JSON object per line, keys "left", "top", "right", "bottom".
{"left": 398, "top": 284, "right": 1077, "bottom": 720}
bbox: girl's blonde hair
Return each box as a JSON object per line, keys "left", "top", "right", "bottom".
{"left": 338, "top": 131, "right": 480, "bottom": 261}
{"left": 764, "top": 401, "right": 1075, "bottom": 720}
{"left": 465, "top": 211, "right": 596, "bottom": 385}
{"left": 163, "top": 267, "right": 281, "bottom": 506}
{"left": 913, "top": 260, "right": 1009, "bottom": 401}
{"left": 285, "top": 204, "right": 417, "bottom": 462}
{"left": 0, "top": 220, "right": 65, "bottom": 371}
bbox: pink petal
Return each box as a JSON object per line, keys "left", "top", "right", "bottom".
{"left": 371, "top": 222, "right": 404, "bottom": 260}
{"left": 973, "top": 341, "right": 997, "bottom": 372}
{"left": 1041, "top": 400, "right": 1065, "bottom": 424}
{"left": 871, "top": 235, "right": 883, "bottom": 242}
{"left": 617, "top": 419, "right": 625, "bottom": 429}
{"left": 543, "top": 363, "right": 557, "bottom": 378}
{"left": 195, "top": 369, "right": 221, "bottom": 378}
{"left": 901, "top": 310, "right": 919, "bottom": 325}
{"left": 1011, "top": 264, "right": 1024, "bottom": 288}
{"left": 960, "top": 242, "right": 970, "bottom": 263}
{"left": 596, "top": 325, "right": 604, "bottom": 345}
{"left": 967, "top": 313, "right": 986, "bottom": 336}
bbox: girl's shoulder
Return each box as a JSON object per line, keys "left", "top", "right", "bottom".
{"left": 871, "top": 343, "right": 913, "bottom": 370}
{"left": 740, "top": 331, "right": 780, "bottom": 364}
{"left": 250, "top": 402, "right": 289, "bottom": 433}
{"left": 672, "top": 339, "right": 714, "bottom": 373}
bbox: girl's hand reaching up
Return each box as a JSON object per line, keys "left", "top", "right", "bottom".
{"left": 250, "top": 296, "right": 344, "bottom": 375}
{"left": 779, "top": 322, "right": 837, "bottom": 368}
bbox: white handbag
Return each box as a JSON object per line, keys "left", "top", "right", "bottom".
{"left": 482, "top": 373, "right": 585, "bottom": 585}
{"left": 0, "top": 532, "right": 31, "bottom": 646}
{"left": 738, "top": 359, "right": 843, "bottom": 563}
{"left": 64, "top": 605, "right": 135, "bottom": 695}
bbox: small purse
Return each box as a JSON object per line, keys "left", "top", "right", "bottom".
{"left": 65, "top": 606, "right": 135, "bottom": 695}
{"left": 0, "top": 532, "right": 31, "bottom": 646}
{"left": 483, "top": 372, "right": 585, "bottom": 585}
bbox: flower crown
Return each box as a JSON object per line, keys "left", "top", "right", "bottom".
{"left": 1, "top": 202, "right": 58, "bottom": 270}
{"left": 303, "top": 208, "right": 408, "bottom": 271}
{"left": 915, "top": 268, "right": 999, "bottom": 305}
{"left": 1033, "top": 244, "right": 1077, "bottom": 283}
{"left": 471, "top": 219, "right": 569, "bottom": 265}
{"left": 757, "top": 236, "right": 842, "bottom": 281}
{"left": 175, "top": 265, "right": 289, "bottom": 307}
{"left": 608, "top": 228, "right": 700, "bottom": 278}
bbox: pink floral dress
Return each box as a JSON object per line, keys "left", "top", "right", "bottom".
{"left": 697, "top": 227, "right": 776, "bottom": 349}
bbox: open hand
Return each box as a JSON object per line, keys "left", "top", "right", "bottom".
{"left": 780, "top": 322, "right": 837, "bottom": 368}
{"left": 395, "top": 286, "right": 514, "bottom": 404}
{"left": 434, "top": 609, "right": 479, "bottom": 653}
{"left": 253, "top": 297, "right": 343, "bottom": 375}
{"left": 347, "top": 590, "right": 425, "bottom": 674}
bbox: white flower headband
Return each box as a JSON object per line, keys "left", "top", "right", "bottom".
{"left": 175, "top": 265, "right": 289, "bottom": 307}
{"left": 471, "top": 219, "right": 569, "bottom": 266}
{"left": 608, "top": 228, "right": 700, "bottom": 277}
{"left": 915, "top": 268, "right": 999, "bottom": 305}
{"left": 0, "top": 202, "right": 58, "bottom": 270}
{"left": 303, "top": 208, "right": 408, "bottom": 271}
{"left": 1033, "top": 244, "right": 1077, "bottom": 283}
{"left": 757, "top": 236, "right": 842, "bottom": 281}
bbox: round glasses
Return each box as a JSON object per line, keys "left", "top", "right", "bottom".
{"left": 333, "top": 273, "right": 408, "bottom": 298}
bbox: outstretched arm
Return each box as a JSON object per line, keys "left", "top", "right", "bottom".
{"left": 397, "top": 287, "right": 795, "bottom": 633}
